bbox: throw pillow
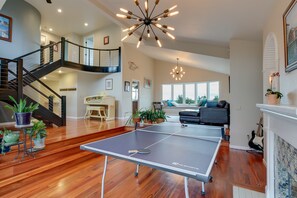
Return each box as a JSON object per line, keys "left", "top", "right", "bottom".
{"left": 206, "top": 100, "right": 218, "bottom": 107}
{"left": 217, "top": 100, "right": 227, "bottom": 108}
{"left": 167, "top": 100, "right": 173, "bottom": 107}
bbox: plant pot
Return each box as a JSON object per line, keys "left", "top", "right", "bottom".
{"left": 33, "top": 137, "right": 46, "bottom": 149}
{"left": 0, "top": 138, "right": 10, "bottom": 153}
{"left": 15, "top": 112, "right": 32, "bottom": 125}
{"left": 133, "top": 117, "right": 141, "bottom": 123}
{"left": 156, "top": 118, "right": 165, "bottom": 123}
{"left": 267, "top": 94, "right": 280, "bottom": 105}
{"left": 3, "top": 131, "right": 20, "bottom": 144}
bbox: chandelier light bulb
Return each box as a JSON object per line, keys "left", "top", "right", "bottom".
{"left": 169, "top": 11, "right": 179, "bottom": 17}
{"left": 120, "top": 8, "right": 128, "bottom": 13}
{"left": 121, "top": 35, "right": 128, "bottom": 41}
{"left": 169, "top": 5, "right": 177, "bottom": 11}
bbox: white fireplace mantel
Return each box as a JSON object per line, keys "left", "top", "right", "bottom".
{"left": 256, "top": 104, "right": 297, "bottom": 198}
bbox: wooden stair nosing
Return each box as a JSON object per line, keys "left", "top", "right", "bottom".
{"left": 0, "top": 151, "right": 97, "bottom": 188}
{"left": 0, "top": 129, "right": 131, "bottom": 181}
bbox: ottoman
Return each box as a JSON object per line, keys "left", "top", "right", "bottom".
{"left": 179, "top": 109, "right": 200, "bottom": 124}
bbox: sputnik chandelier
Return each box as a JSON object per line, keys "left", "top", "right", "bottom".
{"left": 116, "top": 0, "right": 179, "bottom": 48}
{"left": 170, "top": 58, "right": 185, "bottom": 81}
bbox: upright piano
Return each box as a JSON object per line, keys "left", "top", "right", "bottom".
{"left": 84, "top": 95, "right": 115, "bottom": 121}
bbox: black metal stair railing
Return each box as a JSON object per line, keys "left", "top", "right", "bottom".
{"left": 63, "top": 38, "right": 121, "bottom": 73}
{"left": 0, "top": 57, "right": 66, "bottom": 126}
{"left": 0, "top": 37, "right": 121, "bottom": 126}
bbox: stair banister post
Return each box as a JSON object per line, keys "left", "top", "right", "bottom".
{"left": 61, "top": 95, "right": 66, "bottom": 126}
{"left": 0, "top": 59, "right": 8, "bottom": 89}
{"left": 17, "top": 58, "right": 23, "bottom": 101}
{"left": 61, "top": 37, "right": 66, "bottom": 66}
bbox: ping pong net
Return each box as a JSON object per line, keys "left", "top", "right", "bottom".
{"left": 135, "top": 122, "right": 222, "bottom": 142}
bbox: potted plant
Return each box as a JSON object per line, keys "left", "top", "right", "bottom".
{"left": 265, "top": 72, "right": 283, "bottom": 105}
{"left": 0, "top": 128, "right": 20, "bottom": 154}
{"left": 5, "top": 96, "right": 39, "bottom": 125}
{"left": 27, "top": 120, "right": 47, "bottom": 149}
{"left": 132, "top": 110, "right": 142, "bottom": 123}
{"left": 155, "top": 110, "right": 167, "bottom": 123}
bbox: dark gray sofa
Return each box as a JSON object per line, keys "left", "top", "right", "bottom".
{"left": 179, "top": 100, "right": 230, "bottom": 126}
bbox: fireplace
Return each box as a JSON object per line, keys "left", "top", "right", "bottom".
{"left": 257, "top": 104, "right": 297, "bottom": 198}
{"left": 275, "top": 135, "right": 297, "bottom": 197}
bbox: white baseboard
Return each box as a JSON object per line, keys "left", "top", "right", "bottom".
{"left": 66, "top": 116, "right": 84, "bottom": 120}
{"left": 229, "top": 144, "right": 251, "bottom": 150}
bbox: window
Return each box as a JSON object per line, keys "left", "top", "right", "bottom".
{"left": 197, "top": 83, "right": 207, "bottom": 101}
{"left": 185, "top": 84, "right": 195, "bottom": 104}
{"left": 162, "top": 81, "right": 220, "bottom": 105}
{"left": 173, "top": 84, "right": 183, "bottom": 103}
{"left": 162, "top": 84, "right": 172, "bottom": 100}
{"left": 209, "top": 81, "right": 219, "bottom": 100}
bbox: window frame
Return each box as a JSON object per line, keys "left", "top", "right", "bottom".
{"left": 161, "top": 81, "right": 220, "bottom": 105}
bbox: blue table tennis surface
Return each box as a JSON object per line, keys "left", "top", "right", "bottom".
{"left": 80, "top": 122, "right": 222, "bottom": 182}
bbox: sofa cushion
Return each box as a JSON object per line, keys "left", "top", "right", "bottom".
{"left": 206, "top": 100, "right": 218, "bottom": 107}
{"left": 179, "top": 109, "right": 200, "bottom": 117}
{"left": 217, "top": 100, "right": 227, "bottom": 108}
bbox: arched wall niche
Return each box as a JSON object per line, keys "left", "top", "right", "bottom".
{"left": 263, "top": 32, "right": 279, "bottom": 103}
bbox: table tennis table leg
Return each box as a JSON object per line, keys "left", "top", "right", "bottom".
{"left": 184, "top": 177, "right": 189, "bottom": 198}
{"left": 101, "top": 156, "right": 108, "bottom": 198}
{"left": 135, "top": 164, "right": 140, "bottom": 176}
{"left": 201, "top": 182, "right": 205, "bottom": 195}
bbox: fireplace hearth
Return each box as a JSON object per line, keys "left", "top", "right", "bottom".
{"left": 275, "top": 135, "right": 297, "bottom": 198}
{"left": 257, "top": 104, "right": 297, "bottom": 198}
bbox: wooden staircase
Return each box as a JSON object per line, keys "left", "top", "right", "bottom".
{"left": 0, "top": 126, "right": 131, "bottom": 192}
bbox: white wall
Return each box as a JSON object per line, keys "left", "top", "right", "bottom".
{"left": 153, "top": 60, "right": 230, "bottom": 102}
{"left": 59, "top": 72, "right": 78, "bottom": 118}
{"left": 121, "top": 43, "right": 155, "bottom": 117}
{"left": 263, "top": 0, "right": 297, "bottom": 105}
{"left": 0, "top": 0, "right": 40, "bottom": 59}
{"left": 230, "top": 40, "right": 263, "bottom": 149}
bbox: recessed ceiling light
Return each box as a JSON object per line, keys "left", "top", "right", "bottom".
{"left": 84, "top": 23, "right": 88, "bottom": 27}
{"left": 58, "top": 69, "right": 62, "bottom": 73}
{"left": 57, "top": 9, "right": 62, "bottom": 13}
{"left": 49, "top": 28, "right": 53, "bottom": 32}
{"left": 43, "top": 76, "right": 47, "bottom": 80}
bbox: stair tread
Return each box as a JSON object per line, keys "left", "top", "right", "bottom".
{"left": 0, "top": 151, "right": 94, "bottom": 188}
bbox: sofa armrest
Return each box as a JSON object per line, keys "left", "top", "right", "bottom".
{"left": 199, "top": 107, "right": 229, "bottom": 125}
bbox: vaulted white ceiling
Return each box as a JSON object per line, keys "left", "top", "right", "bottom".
{"left": 25, "top": 0, "right": 278, "bottom": 74}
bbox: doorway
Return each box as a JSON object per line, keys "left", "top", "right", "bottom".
{"left": 131, "top": 81, "right": 139, "bottom": 114}
{"left": 84, "top": 36, "right": 94, "bottom": 66}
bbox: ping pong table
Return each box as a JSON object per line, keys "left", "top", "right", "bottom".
{"left": 80, "top": 122, "right": 222, "bottom": 198}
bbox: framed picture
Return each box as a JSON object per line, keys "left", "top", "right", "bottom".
{"left": 50, "top": 41, "right": 58, "bottom": 52}
{"left": 104, "top": 36, "right": 109, "bottom": 45}
{"left": 0, "top": 13, "right": 12, "bottom": 42}
{"left": 124, "top": 81, "right": 130, "bottom": 92}
{"left": 144, "top": 78, "right": 151, "bottom": 88}
{"left": 283, "top": 0, "right": 297, "bottom": 72}
{"left": 105, "top": 78, "right": 113, "bottom": 90}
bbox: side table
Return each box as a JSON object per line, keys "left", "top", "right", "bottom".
{"left": 15, "top": 124, "right": 35, "bottom": 159}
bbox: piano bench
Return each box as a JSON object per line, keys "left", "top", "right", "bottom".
{"left": 84, "top": 106, "right": 107, "bottom": 121}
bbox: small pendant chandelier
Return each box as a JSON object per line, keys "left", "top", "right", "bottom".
{"left": 116, "top": 0, "right": 179, "bottom": 48}
{"left": 170, "top": 58, "right": 185, "bottom": 81}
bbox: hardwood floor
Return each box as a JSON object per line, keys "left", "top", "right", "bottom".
{"left": 0, "top": 119, "right": 266, "bottom": 198}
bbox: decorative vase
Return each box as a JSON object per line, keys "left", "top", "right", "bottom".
{"left": 267, "top": 94, "right": 280, "bottom": 105}
{"left": 15, "top": 112, "right": 32, "bottom": 125}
